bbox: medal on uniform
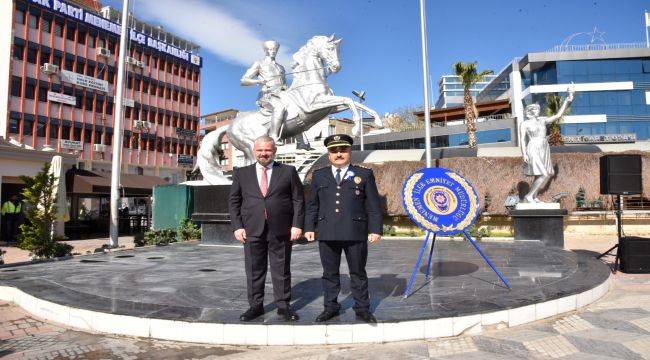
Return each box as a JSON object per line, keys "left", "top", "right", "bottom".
{"left": 355, "top": 189, "right": 361, "bottom": 195}
{"left": 354, "top": 176, "right": 362, "bottom": 184}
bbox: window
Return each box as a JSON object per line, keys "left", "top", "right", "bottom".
{"left": 76, "top": 61, "right": 84, "bottom": 74}
{"left": 106, "top": 100, "right": 113, "bottom": 115}
{"left": 166, "top": 61, "right": 172, "bottom": 73}
{"left": 151, "top": 56, "right": 157, "bottom": 69}
{"left": 28, "top": 14, "right": 38, "bottom": 29}
{"left": 125, "top": 107, "right": 131, "bottom": 118}
{"left": 85, "top": 94, "right": 94, "bottom": 109}
{"left": 73, "top": 127, "right": 81, "bottom": 141}
{"left": 166, "top": 88, "right": 171, "bottom": 100}
{"left": 65, "top": 58, "right": 74, "bottom": 71}
{"left": 23, "top": 120, "right": 33, "bottom": 136}
{"left": 84, "top": 129, "right": 92, "bottom": 143}
{"left": 40, "top": 52, "right": 49, "bottom": 66}
{"left": 88, "top": 33, "right": 96, "bottom": 48}
{"left": 27, "top": 48, "right": 38, "bottom": 64}
{"left": 86, "top": 64, "right": 95, "bottom": 76}
{"left": 66, "top": 24, "right": 75, "bottom": 41}
{"left": 9, "top": 118, "right": 19, "bottom": 134}
{"left": 54, "top": 21, "right": 63, "bottom": 37}
{"left": 127, "top": 77, "right": 133, "bottom": 90}
{"left": 53, "top": 54, "right": 62, "bottom": 68}
{"left": 13, "top": 44, "right": 24, "bottom": 60}
{"left": 11, "top": 76, "right": 21, "bottom": 97}
{"left": 25, "top": 83, "right": 36, "bottom": 99}
{"left": 49, "top": 124, "right": 59, "bottom": 139}
{"left": 37, "top": 122, "right": 46, "bottom": 137}
{"left": 41, "top": 18, "right": 51, "bottom": 33}
{"left": 74, "top": 94, "right": 83, "bottom": 109}
{"left": 173, "top": 90, "right": 178, "bottom": 101}
{"left": 77, "top": 30, "right": 86, "bottom": 45}
{"left": 142, "top": 81, "right": 149, "bottom": 93}
{"left": 96, "top": 98, "right": 104, "bottom": 112}
{"left": 108, "top": 68, "right": 115, "bottom": 84}
{"left": 180, "top": 66, "right": 185, "bottom": 77}
{"left": 38, "top": 86, "right": 48, "bottom": 102}
{"left": 15, "top": 9, "right": 25, "bottom": 24}
{"left": 134, "top": 78, "right": 141, "bottom": 91}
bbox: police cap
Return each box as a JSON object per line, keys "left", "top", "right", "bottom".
{"left": 324, "top": 134, "right": 353, "bottom": 149}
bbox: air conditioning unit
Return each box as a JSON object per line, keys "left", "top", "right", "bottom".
{"left": 93, "top": 144, "right": 108, "bottom": 152}
{"left": 125, "top": 56, "right": 138, "bottom": 66}
{"left": 41, "top": 63, "right": 59, "bottom": 75}
{"left": 142, "top": 121, "right": 152, "bottom": 129}
{"left": 135, "top": 60, "right": 144, "bottom": 68}
{"left": 133, "top": 119, "right": 143, "bottom": 128}
{"left": 96, "top": 47, "right": 111, "bottom": 58}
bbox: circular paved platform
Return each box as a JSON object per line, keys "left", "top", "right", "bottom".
{"left": 0, "top": 239, "right": 610, "bottom": 345}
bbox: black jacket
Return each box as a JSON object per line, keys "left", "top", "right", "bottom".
{"left": 229, "top": 162, "right": 305, "bottom": 238}
{"left": 305, "top": 165, "right": 382, "bottom": 241}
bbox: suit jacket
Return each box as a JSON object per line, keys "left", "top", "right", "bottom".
{"left": 229, "top": 162, "right": 305, "bottom": 238}
{"left": 305, "top": 165, "right": 383, "bottom": 241}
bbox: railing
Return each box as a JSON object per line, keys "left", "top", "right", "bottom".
{"left": 394, "top": 113, "right": 513, "bottom": 132}
{"left": 545, "top": 43, "right": 647, "bottom": 53}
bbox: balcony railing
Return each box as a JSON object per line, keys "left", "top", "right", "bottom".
{"left": 545, "top": 43, "right": 647, "bottom": 53}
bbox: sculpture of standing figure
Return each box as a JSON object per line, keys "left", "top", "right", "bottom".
{"left": 241, "top": 40, "right": 287, "bottom": 116}
{"left": 518, "top": 86, "right": 575, "bottom": 203}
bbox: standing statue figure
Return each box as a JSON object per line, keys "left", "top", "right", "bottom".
{"left": 518, "top": 86, "right": 575, "bottom": 203}
{"left": 241, "top": 40, "right": 287, "bottom": 116}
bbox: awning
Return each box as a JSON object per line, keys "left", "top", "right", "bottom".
{"left": 66, "top": 169, "right": 168, "bottom": 196}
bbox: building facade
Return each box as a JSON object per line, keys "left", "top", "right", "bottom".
{"left": 435, "top": 74, "right": 508, "bottom": 109}
{"left": 200, "top": 109, "right": 237, "bottom": 172}
{"left": 1, "top": 0, "right": 202, "bottom": 185}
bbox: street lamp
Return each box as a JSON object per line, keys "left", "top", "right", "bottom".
{"left": 352, "top": 90, "right": 366, "bottom": 150}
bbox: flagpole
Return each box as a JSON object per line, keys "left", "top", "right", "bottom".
{"left": 109, "top": 0, "right": 130, "bottom": 248}
{"left": 419, "top": 0, "right": 432, "bottom": 168}
{"left": 646, "top": 11, "right": 649, "bottom": 48}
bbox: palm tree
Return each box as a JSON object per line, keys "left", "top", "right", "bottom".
{"left": 545, "top": 93, "right": 571, "bottom": 146}
{"left": 454, "top": 62, "right": 493, "bottom": 148}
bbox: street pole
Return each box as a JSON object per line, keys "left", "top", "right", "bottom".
{"left": 109, "top": 0, "right": 130, "bottom": 248}
{"left": 419, "top": 0, "right": 432, "bottom": 167}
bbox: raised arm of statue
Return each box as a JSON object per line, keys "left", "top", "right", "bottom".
{"left": 240, "top": 61, "right": 262, "bottom": 87}
{"left": 543, "top": 87, "right": 575, "bottom": 125}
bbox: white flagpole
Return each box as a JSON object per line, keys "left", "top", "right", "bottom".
{"left": 109, "top": 0, "right": 131, "bottom": 248}
{"left": 645, "top": 11, "right": 649, "bottom": 48}
{"left": 419, "top": 0, "right": 432, "bottom": 168}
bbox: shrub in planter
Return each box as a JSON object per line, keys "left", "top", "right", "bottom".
{"left": 178, "top": 218, "right": 201, "bottom": 241}
{"left": 144, "top": 229, "right": 177, "bottom": 246}
{"left": 133, "top": 232, "right": 146, "bottom": 247}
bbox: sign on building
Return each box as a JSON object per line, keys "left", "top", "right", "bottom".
{"left": 562, "top": 134, "right": 636, "bottom": 144}
{"left": 123, "top": 98, "right": 135, "bottom": 107}
{"left": 47, "top": 91, "right": 76, "bottom": 106}
{"left": 177, "top": 154, "right": 194, "bottom": 167}
{"left": 60, "top": 139, "right": 83, "bottom": 151}
{"left": 60, "top": 70, "right": 109, "bottom": 92}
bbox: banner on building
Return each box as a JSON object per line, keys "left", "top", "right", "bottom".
{"left": 60, "top": 70, "right": 109, "bottom": 92}
{"left": 60, "top": 139, "right": 83, "bottom": 151}
{"left": 47, "top": 91, "right": 76, "bottom": 106}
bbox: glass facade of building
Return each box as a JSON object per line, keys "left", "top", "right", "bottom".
{"left": 520, "top": 57, "right": 650, "bottom": 141}
{"left": 358, "top": 128, "right": 512, "bottom": 150}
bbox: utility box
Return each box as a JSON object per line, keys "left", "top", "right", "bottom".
{"left": 152, "top": 184, "right": 194, "bottom": 230}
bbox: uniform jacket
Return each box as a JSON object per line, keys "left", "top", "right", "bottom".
{"left": 305, "top": 165, "right": 383, "bottom": 241}
{"left": 229, "top": 162, "right": 304, "bottom": 238}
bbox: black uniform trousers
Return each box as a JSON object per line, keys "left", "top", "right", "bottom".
{"left": 2, "top": 215, "right": 19, "bottom": 243}
{"left": 243, "top": 226, "right": 292, "bottom": 310}
{"left": 318, "top": 240, "right": 370, "bottom": 313}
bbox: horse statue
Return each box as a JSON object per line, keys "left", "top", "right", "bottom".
{"left": 196, "top": 34, "right": 383, "bottom": 184}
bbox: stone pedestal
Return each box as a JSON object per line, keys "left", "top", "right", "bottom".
{"left": 509, "top": 208, "right": 568, "bottom": 248}
{"left": 191, "top": 185, "right": 239, "bottom": 245}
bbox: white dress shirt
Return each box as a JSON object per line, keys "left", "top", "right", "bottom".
{"left": 256, "top": 162, "right": 274, "bottom": 189}
{"left": 331, "top": 164, "right": 349, "bottom": 182}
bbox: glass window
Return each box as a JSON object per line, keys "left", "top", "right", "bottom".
{"left": 86, "top": 64, "right": 95, "bottom": 76}
{"left": 96, "top": 98, "right": 104, "bottom": 112}
{"left": 25, "top": 83, "right": 35, "bottom": 99}
{"left": 54, "top": 21, "right": 63, "bottom": 37}
{"left": 66, "top": 24, "right": 75, "bottom": 41}
{"left": 88, "top": 33, "right": 96, "bottom": 48}
{"left": 26, "top": 48, "right": 38, "bottom": 64}
{"left": 73, "top": 127, "right": 81, "bottom": 141}
{"left": 40, "top": 52, "right": 48, "bottom": 66}
{"left": 41, "top": 17, "right": 50, "bottom": 33}
{"left": 13, "top": 44, "right": 24, "bottom": 60}
{"left": 37, "top": 122, "right": 46, "bottom": 137}
{"left": 11, "top": 76, "right": 21, "bottom": 97}
{"left": 106, "top": 101, "right": 113, "bottom": 115}
{"left": 53, "top": 54, "right": 62, "bottom": 68}
{"left": 28, "top": 14, "right": 38, "bottom": 29}
{"left": 84, "top": 129, "right": 92, "bottom": 143}
{"left": 64, "top": 58, "right": 73, "bottom": 71}
{"left": 605, "top": 122, "right": 620, "bottom": 134}
{"left": 76, "top": 61, "right": 84, "bottom": 74}
{"left": 23, "top": 120, "right": 33, "bottom": 135}
{"left": 9, "top": 118, "right": 19, "bottom": 134}
{"left": 77, "top": 30, "right": 86, "bottom": 45}
{"left": 85, "top": 94, "right": 94, "bottom": 109}
{"left": 49, "top": 124, "right": 59, "bottom": 139}
{"left": 38, "top": 86, "right": 48, "bottom": 102}
{"left": 15, "top": 9, "right": 25, "bottom": 24}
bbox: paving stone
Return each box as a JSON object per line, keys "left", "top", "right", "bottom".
{"left": 523, "top": 335, "right": 579, "bottom": 358}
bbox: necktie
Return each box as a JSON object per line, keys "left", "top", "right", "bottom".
{"left": 335, "top": 168, "right": 341, "bottom": 184}
{"left": 260, "top": 166, "right": 269, "bottom": 197}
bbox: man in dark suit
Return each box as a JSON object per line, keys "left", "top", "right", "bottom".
{"left": 304, "top": 134, "right": 383, "bottom": 323}
{"left": 229, "top": 135, "right": 304, "bottom": 322}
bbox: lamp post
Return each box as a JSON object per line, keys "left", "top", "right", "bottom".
{"left": 352, "top": 90, "right": 366, "bottom": 150}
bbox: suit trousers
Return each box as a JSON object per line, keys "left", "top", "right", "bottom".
{"left": 318, "top": 240, "right": 370, "bottom": 313}
{"left": 244, "top": 226, "right": 292, "bottom": 310}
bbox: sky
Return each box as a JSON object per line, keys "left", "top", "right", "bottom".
{"left": 102, "top": 0, "right": 650, "bottom": 117}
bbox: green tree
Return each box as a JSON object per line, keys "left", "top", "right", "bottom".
{"left": 18, "top": 163, "right": 72, "bottom": 258}
{"left": 453, "top": 62, "right": 493, "bottom": 148}
{"left": 545, "top": 93, "right": 571, "bottom": 146}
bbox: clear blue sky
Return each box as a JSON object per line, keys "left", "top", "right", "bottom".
{"left": 104, "top": 0, "right": 649, "bottom": 117}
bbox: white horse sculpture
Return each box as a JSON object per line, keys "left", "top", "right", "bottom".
{"left": 196, "top": 35, "right": 383, "bottom": 184}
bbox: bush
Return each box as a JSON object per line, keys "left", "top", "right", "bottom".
{"left": 382, "top": 224, "right": 397, "bottom": 236}
{"left": 143, "top": 229, "right": 177, "bottom": 246}
{"left": 133, "top": 232, "right": 146, "bottom": 247}
{"left": 178, "top": 218, "right": 201, "bottom": 241}
{"left": 467, "top": 224, "right": 491, "bottom": 241}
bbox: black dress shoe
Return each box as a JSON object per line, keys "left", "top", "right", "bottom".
{"left": 355, "top": 311, "right": 377, "bottom": 323}
{"left": 315, "top": 309, "right": 340, "bottom": 323}
{"left": 239, "top": 307, "right": 264, "bottom": 322}
{"left": 277, "top": 308, "right": 300, "bottom": 321}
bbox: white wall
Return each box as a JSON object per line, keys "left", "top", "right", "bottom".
{"left": 0, "top": 0, "right": 14, "bottom": 139}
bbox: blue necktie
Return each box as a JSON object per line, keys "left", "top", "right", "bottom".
{"left": 335, "top": 169, "right": 341, "bottom": 184}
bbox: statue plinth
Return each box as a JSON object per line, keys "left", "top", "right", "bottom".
{"left": 509, "top": 207, "right": 567, "bottom": 248}
{"left": 515, "top": 202, "right": 561, "bottom": 210}
{"left": 190, "top": 185, "right": 239, "bottom": 246}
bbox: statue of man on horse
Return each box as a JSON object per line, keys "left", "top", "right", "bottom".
{"left": 196, "top": 34, "right": 383, "bottom": 184}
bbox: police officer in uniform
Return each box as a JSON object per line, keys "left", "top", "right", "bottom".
{"left": 304, "top": 134, "right": 383, "bottom": 323}
{"left": 1, "top": 195, "right": 22, "bottom": 243}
